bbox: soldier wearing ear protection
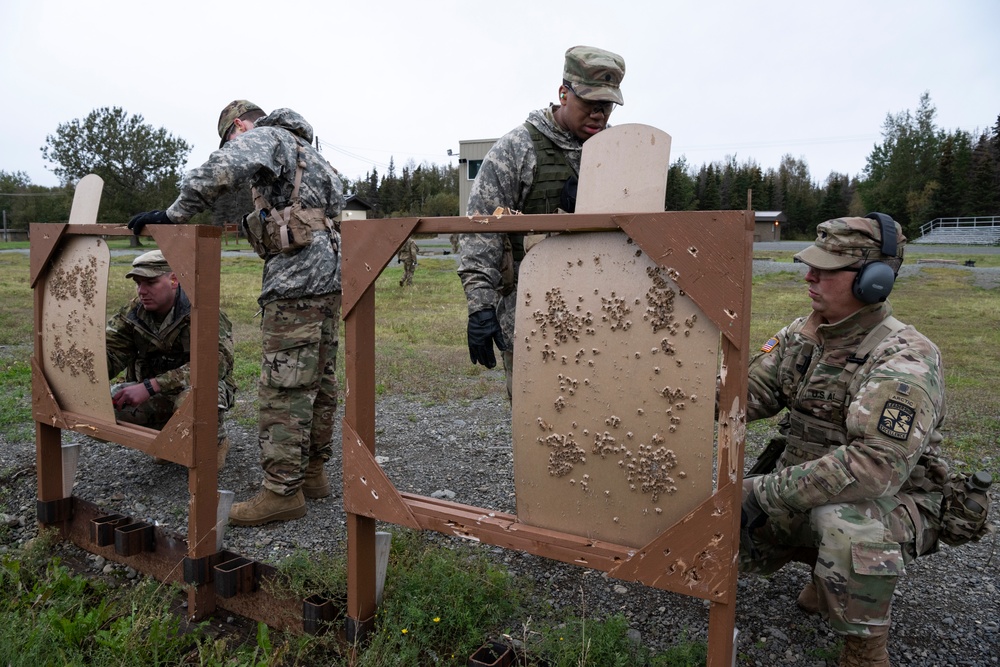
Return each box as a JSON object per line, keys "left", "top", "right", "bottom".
{"left": 738, "top": 213, "right": 964, "bottom": 666}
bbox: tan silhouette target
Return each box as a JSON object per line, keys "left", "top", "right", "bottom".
{"left": 40, "top": 236, "right": 115, "bottom": 422}
{"left": 513, "top": 231, "right": 719, "bottom": 548}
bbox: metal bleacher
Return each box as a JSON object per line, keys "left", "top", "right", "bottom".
{"left": 915, "top": 216, "right": 1000, "bottom": 245}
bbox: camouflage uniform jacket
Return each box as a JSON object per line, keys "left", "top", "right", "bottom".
{"left": 398, "top": 238, "right": 418, "bottom": 264}
{"left": 457, "top": 106, "right": 585, "bottom": 345}
{"left": 166, "top": 108, "right": 344, "bottom": 307}
{"left": 746, "top": 301, "right": 947, "bottom": 522}
{"left": 106, "top": 287, "right": 236, "bottom": 408}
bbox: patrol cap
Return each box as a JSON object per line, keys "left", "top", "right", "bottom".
{"left": 218, "top": 100, "right": 262, "bottom": 148}
{"left": 563, "top": 46, "right": 625, "bottom": 105}
{"left": 794, "top": 216, "right": 906, "bottom": 270}
{"left": 125, "top": 250, "right": 173, "bottom": 279}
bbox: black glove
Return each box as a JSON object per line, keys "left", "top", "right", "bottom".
{"left": 467, "top": 308, "right": 507, "bottom": 369}
{"left": 740, "top": 487, "right": 768, "bottom": 557}
{"left": 127, "top": 210, "right": 172, "bottom": 235}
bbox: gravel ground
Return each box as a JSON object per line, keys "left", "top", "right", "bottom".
{"left": 1, "top": 261, "right": 998, "bottom": 665}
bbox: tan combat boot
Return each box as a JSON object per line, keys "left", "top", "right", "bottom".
{"left": 229, "top": 488, "right": 305, "bottom": 526}
{"left": 839, "top": 625, "right": 890, "bottom": 667}
{"left": 217, "top": 437, "right": 230, "bottom": 470}
{"left": 796, "top": 580, "right": 820, "bottom": 615}
{"left": 302, "top": 458, "right": 331, "bottom": 499}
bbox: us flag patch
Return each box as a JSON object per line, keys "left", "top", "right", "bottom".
{"left": 760, "top": 337, "right": 779, "bottom": 353}
{"left": 877, "top": 400, "right": 916, "bottom": 440}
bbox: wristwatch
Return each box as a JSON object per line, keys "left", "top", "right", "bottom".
{"left": 143, "top": 378, "right": 157, "bottom": 396}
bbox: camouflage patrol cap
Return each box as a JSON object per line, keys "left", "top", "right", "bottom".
{"left": 125, "top": 250, "right": 173, "bottom": 279}
{"left": 794, "top": 216, "right": 906, "bottom": 270}
{"left": 218, "top": 100, "right": 262, "bottom": 148}
{"left": 563, "top": 46, "right": 625, "bottom": 105}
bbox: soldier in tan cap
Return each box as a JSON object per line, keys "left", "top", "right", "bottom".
{"left": 458, "top": 45, "right": 626, "bottom": 399}
{"left": 106, "top": 250, "right": 237, "bottom": 469}
{"left": 737, "top": 213, "right": 985, "bottom": 666}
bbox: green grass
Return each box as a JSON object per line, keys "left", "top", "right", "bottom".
{"left": 0, "top": 241, "right": 998, "bottom": 665}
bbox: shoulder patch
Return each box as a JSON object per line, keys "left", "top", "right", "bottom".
{"left": 760, "top": 336, "right": 779, "bottom": 353}
{"left": 877, "top": 399, "right": 916, "bottom": 440}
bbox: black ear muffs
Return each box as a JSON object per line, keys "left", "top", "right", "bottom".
{"left": 852, "top": 212, "right": 898, "bottom": 304}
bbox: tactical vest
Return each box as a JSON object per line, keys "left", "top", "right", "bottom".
{"left": 780, "top": 316, "right": 906, "bottom": 462}
{"left": 243, "top": 139, "right": 334, "bottom": 259}
{"left": 512, "top": 123, "right": 577, "bottom": 263}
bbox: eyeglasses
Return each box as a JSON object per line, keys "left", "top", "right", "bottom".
{"left": 566, "top": 85, "right": 615, "bottom": 116}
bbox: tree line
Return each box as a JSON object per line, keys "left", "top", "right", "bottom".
{"left": 2, "top": 93, "right": 997, "bottom": 240}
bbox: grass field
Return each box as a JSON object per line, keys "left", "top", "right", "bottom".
{"left": 0, "top": 239, "right": 997, "bottom": 665}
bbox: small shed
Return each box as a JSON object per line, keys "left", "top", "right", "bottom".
{"left": 457, "top": 138, "right": 499, "bottom": 216}
{"left": 339, "top": 194, "right": 375, "bottom": 222}
{"left": 754, "top": 211, "right": 785, "bottom": 241}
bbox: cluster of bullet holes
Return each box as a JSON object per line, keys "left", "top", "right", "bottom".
{"left": 47, "top": 257, "right": 101, "bottom": 383}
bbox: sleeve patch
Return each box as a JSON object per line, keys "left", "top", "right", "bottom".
{"left": 760, "top": 336, "right": 779, "bottom": 353}
{"left": 877, "top": 399, "right": 916, "bottom": 440}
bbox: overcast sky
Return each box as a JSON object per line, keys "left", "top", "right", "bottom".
{"left": 2, "top": 0, "right": 998, "bottom": 192}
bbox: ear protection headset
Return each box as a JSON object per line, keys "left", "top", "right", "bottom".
{"left": 852, "top": 212, "right": 899, "bottom": 304}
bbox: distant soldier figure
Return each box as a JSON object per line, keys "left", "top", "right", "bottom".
{"left": 106, "top": 250, "right": 236, "bottom": 469}
{"left": 398, "top": 237, "right": 418, "bottom": 286}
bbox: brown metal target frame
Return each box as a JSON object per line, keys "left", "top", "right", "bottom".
{"left": 342, "top": 209, "right": 754, "bottom": 666}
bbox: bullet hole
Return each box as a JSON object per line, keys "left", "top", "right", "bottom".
{"left": 688, "top": 246, "right": 698, "bottom": 257}
{"left": 644, "top": 266, "right": 678, "bottom": 334}
{"left": 618, "top": 443, "right": 681, "bottom": 502}
{"left": 655, "top": 507, "right": 663, "bottom": 514}
{"left": 634, "top": 352, "right": 641, "bottom": 359}
{"left": 605, "top": 415, "right": 621, "bottom": 428}
{"left": 637, "top": 408, "right": 644, "bottom": 415}
{"left": 613, "top": 516, "right": 619, "bottom": 523}
{"left": 724, "top": 308, "right": 737, "bottom": 320}
{"left": 538, "top": 431, "right": 586, "bottom": 477}
{"left": 554, "top": 396, "right": 566, "bottom": 412}
{"left": 654, "top": 367, "right": 660, "bottom": 374}
{"left": 532, "top": 287, "right": 586, "bottom": 344}
{"left": 48, "top": 335, "right": 98, "bottom": 383}
{"left": 48, "top": 255, "right": 99, "bottom": 307}
{"left": 577, "top": 259, "right": 583, "bottom": 266}
{"left": 690, "top": 395, "right": 698, "bottom": 402}
{"left": 601, "top": 294, "right": 632, "bottom": 332}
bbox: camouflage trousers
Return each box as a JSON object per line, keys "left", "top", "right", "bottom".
{"left": 399, "top": 261, "right": 415, "bottom": 286}
{"left": 739, "top": 487, "right": 919, "bottom": 637}
{"left": 112, "top": 384, "right": 228, "bottom": 445}
{"left": 258, "top": 293, "right": 340, "bottom": 496}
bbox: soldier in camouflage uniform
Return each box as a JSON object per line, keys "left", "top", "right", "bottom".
{"left": 739, "top": 215, "right": 948, "bottom": 666}
{"left": 397, "top": 237, "right": 418, "bottom": 286}
{"left": 128, "top": 100, "right": 344, "bottom": 526}
{"left": 106, "top": 250, "right": 236, "bottom": 469}
{"left": 457, "top": 45, "right": 625, "bottom": 399}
